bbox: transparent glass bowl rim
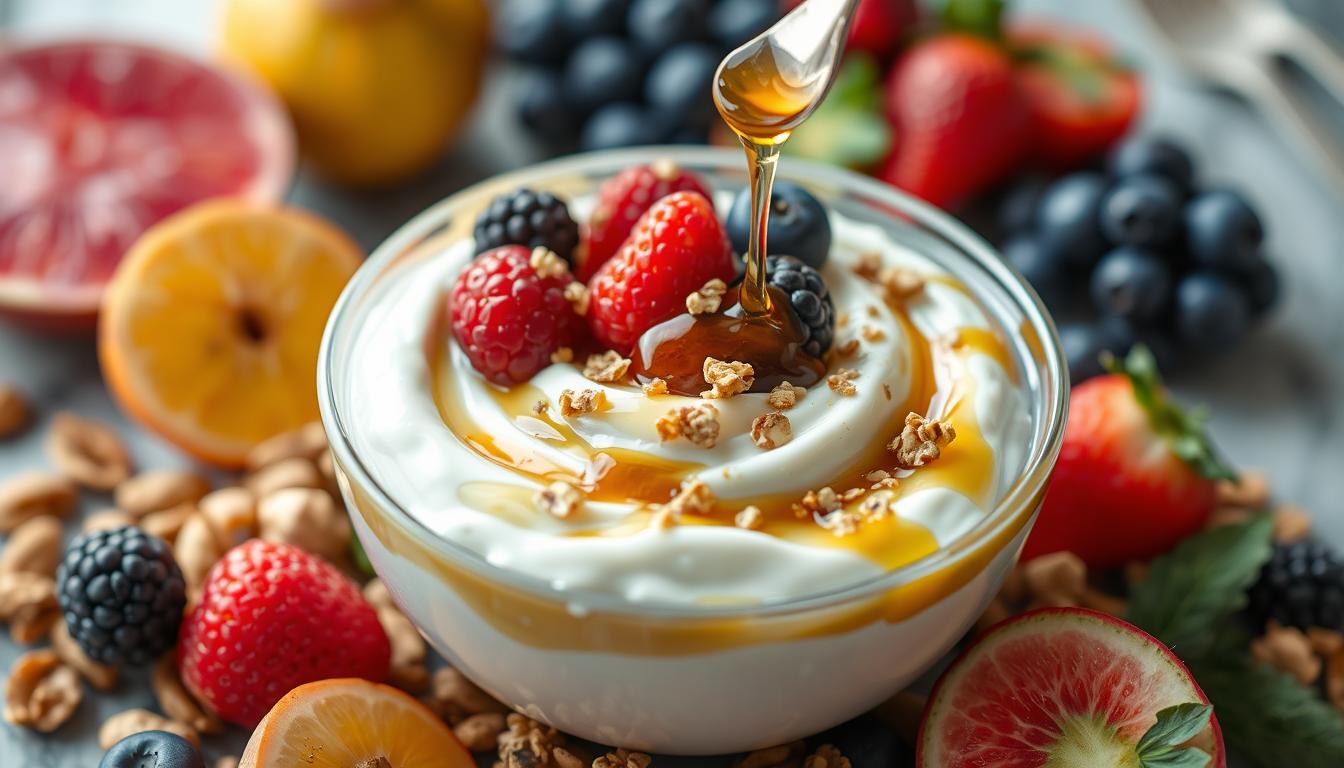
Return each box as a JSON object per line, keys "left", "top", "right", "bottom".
{"left": 318, "top": 146, "right": 1069, "bottom": 621}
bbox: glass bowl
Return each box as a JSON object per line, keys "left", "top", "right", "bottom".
{"left": 317, "top": 146, "right": 1068, "bottom": 755}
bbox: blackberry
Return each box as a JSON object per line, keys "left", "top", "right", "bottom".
{"left": 56, "top": 526, "right": 186, "bottom": 666}
{"left": 766, "top": 255, "right": 835, "bottom": 358}
{"left": 473, "top": 188, "right": 581, "bottom": 265}
{"left": 1248, "top": 539, "right": 1344, "bottom": 631}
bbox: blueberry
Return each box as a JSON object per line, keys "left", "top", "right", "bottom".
{"left": 1035, "top": 172, "right": 1109, "bottom": 268}
{"left": 996, "top": 176, "right": 1048, "bottom": 237}
{"left": 494, "top": 0, "right": 570, "bottom": 65}
{"left": 1059, "top": 322, "right": 1124, "bottom": 382}
{"left": 1184, "top": 189, "right": 1264, "bottom": 271}
{"left": 1001, "top": 235, "right": 1075, "bottom": 311}
{"left": 667, "top": 125, "right": 712, "bottom": 144}
{"left": 564, "top": 37, "right": 646, "bottom": 117}
{"left": 1100, "top": 315, "right": 1180, "bottom": 371}
{"left": 561, "top": 0, "right": 630, "bottom": 39}
{"left": 1239, "top": 254, "right": 1280, "bottom": 317}
{"left": 725, "top": 181, "right": 832, "bottom": 269}
{"left": 1174, "top": 271, "right": 1251, "bottom": 351}
{"left": 645, "top": 43, "right": 719, "bottom": 130}
{"left": 1108, "top": 135, "right": 1195, "bottom": 192}
{"left": 99, "top": 730, "right": 204, "bottom": 768}
{"left": 709, "top": 0, "right": 779, "bottom": 51}
{"left": 1098, "top": 175, "right": 1182, "bottom": 249}
{"left": 1090, "top": 246, "right": 1172, "bottom": 321}
{"left": 581, "top": 102, "right": 662, "bottom": 150}
{"left": 629, "top": 0, "right": 709, "bottom": 57}
{"left": 515, "top": 69, "right": 580, "bottom": 146}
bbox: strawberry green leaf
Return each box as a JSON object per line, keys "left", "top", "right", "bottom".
{"left": 1138, "top": 750, "right": 1212, "bottom": 768}
{"left": 942, "top": 0, "right": 1005, "bottom": 40}
{"left": 1125, "top": 514, "right": 1273, "bottom": 655}
{"left": 1103, "top": 346, "right": 1237, "bottom": 481}
{"left": 785, "top": 55, "right": 892, "bottom": 170}
{"left": 1137, "top": 704, "right": 1213, "bottom": 760}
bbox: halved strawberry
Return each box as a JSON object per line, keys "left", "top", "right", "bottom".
{"left": 1023, "top": 347, "right": 1235, "bottom": 568}
{"left": 579, "top": 160, "right": 710, "bottom": 282}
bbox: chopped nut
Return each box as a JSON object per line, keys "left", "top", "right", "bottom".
{"left": 1252, "top": 623, "right": 1321, "bottom": 686}
{"left": 1309, "top": 627, "right": 1344, "bottom": 658}
{"left": 888, "top": 412, "right": 956, "bottom": 469}
{"left": 827, "top": 368, "right": 860, "bottom": 396}
{"left": 44, "top": 412, "right": 133, "bottom": 491}
{"left": 652, "top": 480, "right": 716, "bottom": 528}
{"left": 818, "top": 509, "right": 862, "bottom": 536}
{"left": 701, "top": 357, "right": 754, "bottom": 399}
{"left": 564, "top": 281, "right": 590, "bottom": 316}
{"left": 859, "top": 494, "right": 892, "bottom": 522}
{"left": 1216, "top": 468, "right": 1269, "bottom": 509}
{"left": 535, "top": 481, "right": 582, "bottom": 519}
{"left": 51, "top": 622, "right": 117, "bottom": 691}
{"left": 551, "top": 347, "right": 574, "bottom": 364}
{"left": 767, "top": 382, "right": 805, "bottom": 410}
{"left": 801, "top": 487, "right": 841, "bottom": 515}
{"left": 583, "top": 351, "right": 632, "bottom": 383}
{"left": 139, "top": 504, "right": 194, "bottom": 546}
{"left": 257, "top": 487, "right": 351, "bottom": 564}
{"left": 860, "top": 325, "right": 886, "bottom": 342}
{"left": 735, "top": 506, "right": 763, "bottom": 530}
{"left": 83, "top": 508, "right": 134, "bottom": 534}
{"left": 751, "top": 412, "right": 792, "bottom": 450}
{"left": 174, "top": 514, "right": 224, "bottom": 599}
{"left": 153, "top": 655, "right": 223, "bottom": 734}
{"left": 803, "top": 745, "right": 850, "bottom": 768}
{"left": 878, "top": 266, "right": 926, "bottom": 301}
{"left": 244, "top": 421, "right": 327, "bottom": 472}
{"left": 4, "top": 650, "right": 81, "bottom": 732}
{"left": 98, "top": 708, "right": 199, "bottom": 749}
{"left": 865, "top": 469, "right": 890, "bottom": 483}
{"left": 655, "top": 403, "right": 720, "bottom": 448}
{"left": 834, "top": 338, "right": 860, "bottom": 358}
{"left": 529, "top": 246, "right": 568, "bottom": 280}
{"left": 496, "top": 713, "right": 579, "bottom": 768}
{"left": 558, "top": 388, "right": 608, "bottom": 417}
{"left": 0, "top": 472, "right": 76, "bottom": 533}
{"left": 1273, "top": 503, "right": 1312, "bottom": 543}
{"left": 455, "top": 711, "right": 507, "bottom": 751}
{"left": 356, "top": 759, "right": 392, "bottom": 768}
{"left": 0, "top": 571, "right": 59, "bottom": 644}
{"left": 1021, "top": 552, "right": 1087, "bottom": 607}
{"left": 595, "top": 749, "right": 653, "bottom": 768}
{"left": 115, "top": 470, "right": 210, "bottom": 518}
{"left": 198, "top": 487, "right": 258, "bottom": 549}
{"left": 735, "top": 741, "right": 805, "bottom": 768}
{"left": 974, "top": 597, "right": 1013, "bottom": 636}
{"left": 0, "top": 383, "right": 31, "bottom": 440}
{"left": 641, "top": 378, "right": 669, "bottom": 396}
{"left": 1080, "top": 589, "right": 1128, "bottom": 617}
{"left": 686, "top": 278, "right": 727, "bottom": 315}
{"left": 852, "top": 252, "right": 882, "bottom": 281}
{"left": 0, "top": 514, "right": 63, "bottom": 576}
{"left": 423, "top": 667, "right": 506, "bottom": 723}
{"left": 245, "top": 456, "right": 322, "bottom": 498}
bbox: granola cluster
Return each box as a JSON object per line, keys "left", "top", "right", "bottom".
{"left": 529, "top": 247, "right": 569, "bottom": 281}
{"left": 767, "top": 382, "right": 806, "bottom": 410}
{"left": 852, "top": 252, "right": 925, "bottom": 303}
{"left": 888, "top": 413, "right": 956, "bottom": 469}
{"left": 826, "top": 368, "right": 859, "bottom": 397}
{"left": 656, "top": 403, "right": 721, "bottom": 449}
{"left": 534, "top": 481, "right": 582, "bottom": 519}
{"left": 495, "top": 714, "right": 584, "bottom": 768}
{"left": 558, "top": 389, "right": 607, "bottom": 417}
{"left": 650, "top": 480, "right": 715, "bottom": 529}
{"left": 583, "top": 351, "right": 632, "bottom": 384}
{"left": 750, "top": 412, "right": 792, "bottom": 450}
{"left": 685, "top": 279, "right": 727, "bottom": 315}
{"left": 701, "top": 358, "right": 755, "bottom": 399}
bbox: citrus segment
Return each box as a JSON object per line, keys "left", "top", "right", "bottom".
{"left": 99, "top": 201, "right": 361, "bottom": 467}
{"left": 0, "top": 40, "right": 293, "bottom": 328}
{"left": 240, "top": 678, "right": 474, "bottom": 768}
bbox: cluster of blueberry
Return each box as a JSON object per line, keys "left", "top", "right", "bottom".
{"left": 996, "top": 136, "right": 1279, "bottom": 381}
{"left": 495, "top": 0, "right": 781, "bottom": 152}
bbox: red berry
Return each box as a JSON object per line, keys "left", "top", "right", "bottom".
{"left": 587, "top": 191, "right": 735, "bottom": 352}
{"left": 177, "top": 540, "right": 390, "bottom": 727}
{"left": 580, "top": 161, "right": 711, "bottom": 282}
{"left": 449, "top": 245, "right": 582, "bottom": 385}
{"left": 848, "top": 0, "right": 918, "bottom": 57}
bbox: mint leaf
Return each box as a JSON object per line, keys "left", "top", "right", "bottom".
{"left": 786, "top": 56, "right": 891, "bottom": 170}
{"left": 1139, "top": 750, "right": 1212, "bottom": 768}
{"left": 1125, "top": 515, "right": 1273, "bottom": 655}
{"left": 1137, "top": 704, "right": 1214, "bottom": 756}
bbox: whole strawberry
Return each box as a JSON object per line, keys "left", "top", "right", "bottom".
{"left": 177, "top": 540, "right": 390, "bottom": 727}
{"left": 587, "top": 191, "right": 735, "bottom": 352}
{"left": 580, "top": 161, "right": 711, "bottom": 281}
{"left": 881, "top": 33, "right": 1031, "bottom": 209}
{"left": 450, "top": 245, "right": 583, "bottom": 385}
{"left": 1022, "top": 347, "right": 1233, "bottom": 568}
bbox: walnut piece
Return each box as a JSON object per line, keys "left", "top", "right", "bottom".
{"left": 655, "top": 403, "right": 720, "bottom": 448}
{"left": 243, "top": 420, "right": 327, "bottom": 472}
{"left": 257, "top": 487, "right": 351, "bottom": 564}
{"left": 455, "top": 712, "right": 507, "bottom": 752}
{"left": 878, "top": 266, "right": 926, "bottom": 301}
{"left": 767, "top": 382, "right": 805, "bottom": 410}
{"left": 535, "top": 481, "right": 582, "bottom": 519}
{"left": 701, "top": 358, "right": 754, "bottom": 399}
{"left": 0, "top": 514, "right": 63, "bottom": 576}
{"left": 364, "top": 580, "right": 429, "bottom": 693}
{"left": 44, "top": 412, "right": 133, "bottom": 491}
{"left": 641, "top": 378, "right": 669, "bottom": 396}
{"left": 685, "top": 278, "right": 727, "bottom": 315}
{"left": 422, "top": 667, "right": 507, "bottom": 724}
{"left": 860, "top": 325, "right": 886, "bottom": 342}
{"left": 1253, "top": 623, "right": 1322, "bottom": 686}
{"left": 4, "top": 650, "right": 81, "bottom": 732}
{"left": 558, "top": 388, "right": 608, "bottom": 417}
{"left": 564, "top": 281, "right": 590, "bottom": 316}
{"left": 0, "top": 382, "right": 31, "bottom": 440}
{"left": 834, "top": 338, "right": 860, "bottom": 358}
{"left": 51, "top": 622, "right": 117, "bottom": 691}
{"left": 751, "top": 412, "right": 792, "bottom": 450}
{"left": 827, "top": 368, "right": 859, "bottom": 396}
{"left": 115, "top": 469, "right": 210, "bottom": 518}
{"left": 98, "top": 708, "right": 198, "bottom": 749}
{"left": 0, "top": 472, "right": 77, "bottom": 534}
{"left": 800, "top": 487, "right": 841, "bottom": 515}
{"left": 153, "top": 655, "right": 223, "bottom": 734}
{"left": 529, "top": 247, "right": 568, "bottom": 280}
{"left": 0, "top": 571, "right": 59, "bottom": 644}
{"left": 495, "top": 713, "right": 583, "bottom": 768}
{"left": 595, "top": 749, "right": 653, "bottom": 768}
{"left": 888, "top": 412, "right": 956, "bottom": 469}
{"left": 735, "top": 741, "right": 806, "bottom": 768}
{"left": 735, "top": 506, "right": 763, "bottom": 530}
{"left": 651, "top": 480, "right": 716, "bottom": 529}
{"left": 583, "top": 351, "right": 631, "bottom": 383}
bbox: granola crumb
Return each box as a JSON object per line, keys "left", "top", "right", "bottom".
{"left": 836, "top": 311, "right": 850, "bottom": 328}
{"left": 750, "top": 412, "right": 792, "bottom": 450}
{"left": 594, "top": 749, "right": 653, "bottom": 768}
{"left": 701, "top": 358, "right": 755, "bottom": 399}
{"left": 532, "top": 400, "right": 549, "bottom": 415}
{"left": 834, "top": 338, "right": 860, "bottom": 358}
{"left": 878, "top": 266, "right": 925, "bottom": 302}
{"left": 861, "top": 325, "right": 886, "bottom": 342}
{"left": 641, "top": 378, "right": 669, "bottom": 397}
{"left": 840, "top": 487, "right": 865, "bottom": 503}
{"left": 852, "top": 252, "right": 882, "bottom": 281}
{"left": 558, "top": 388, "right": 608, "bottom": 417}
{"left": 804, "top": 745, "right": 851, "bottom": 768}
{"left": 767, "top": 382, "right": 806, "bottom": 410}
{"left": 860, "top": 494, "right": 892, "bottom": 522}
{"left": 564, "top": 282, "right": 590, "bottom": 316}
{"left": 800, "top": 487, "right": 841, "bottom": 515}
{"left": 827, "top": 368, "right": 859, "bottom": 396}
{"left": 735, "top": 506, "right": 763, "bottom": 530}
{"left": 818, "top": 509, "right": 861, "bottom": 537}
{"left": 652, "top": 480, "right": 716, "bottom": 529}
{"left": 496, "top": 713, "right": 579, "bottom": 768}
{"left": 534, "top": 482, "right": 582, "bottom": 519}
{"left": 655, "top": 403, "right": 721, "bottom": 448}
{"left": 685, "top": 278, "right": 727, "bottom": 315}
{"left": 865, "top": 469, "right": 891, "bottom": 483}
{"left": 882, "top": 383, "right": 892, "bottom": 401}
{"left": 551, "top": 347, "right": 574, "bottom": 364}
{"left": 583, "top": 351, "right": 631, "bottom": 383}
{"left": 866, "top": 304, "right": 880, "bottom": 318}
{"left": 529, "top": 247, "right": 568, "bottom": 280}
{"left": 888, "top": 412, "right": 956, "bottom": 469}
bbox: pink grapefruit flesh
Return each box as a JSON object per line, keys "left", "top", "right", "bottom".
{"left": 0, "top": 40, "right": 293, "bottom": 330}
{"left": 918, "top": 607, "right": 1223, "bottom": 768}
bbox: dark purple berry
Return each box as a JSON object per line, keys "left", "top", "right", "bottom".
{"left": 1108, "top": 135, "right": 1194, "bottom": 192}
{"left": 727, "top": 181, "right": 832, "bottom": 270}
{"left": 767, "top": 255, "right": 834, "bottom": 357}
{"left": 1099, "top": 175, "right": 1182, "bottom": 249}
{"left": 474, "top": 188, "right": 581, "bottom": 265}
{"left": 1185, "top": 189, "right": 1264, "bottom": 271}
{"left": 1035, "top": 172, "right": 1109, "bottom": 268}
{"left": 1090, "top": 246, "right": 1172, "bottom": 321}
{"left": 1173, "top": 271, "right": 1250, "bottom": 352}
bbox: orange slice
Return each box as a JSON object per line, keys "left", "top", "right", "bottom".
{"left": 99, "top": 200, "right": 361, "bottom": 467}
{"left": 240, "top": 678, "right": 474, "bottom": 768}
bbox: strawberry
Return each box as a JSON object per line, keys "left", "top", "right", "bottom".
{"left": 587, "top": 191, "right": 735, "bottom": 352}
{"left": 880, "top": 33, "right": 1032, "bottom": 209}
{"left": 178, "top": 540, "right": 390, "bottom": 727}
{"left": 1022, "top": 348, "right": 1234, "bottom": 569}
{"left": 580, "top": 160, "right": 711, "bottom": 282}
{"left": 847, "top": 0, "right": 919, "bottom": 58}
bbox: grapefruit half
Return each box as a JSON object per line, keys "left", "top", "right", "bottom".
{"left": 0, "top": 40, "right": 293, "bottom": 330}
{"left": 918, "top": 607, "right": 1225, "bottom": 767}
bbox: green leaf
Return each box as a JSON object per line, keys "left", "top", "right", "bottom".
{"left": 785, "top": 55, "right": 892, "bottom": 170}
{"left": 1125, "top": 515, "right": 1273, "bottom": 654}
{"left": 942, "top": 0, "right": 1005, "bottom": 39}
{"left": 1137, "top": 704, "right": 1214, "bottom": 756}
{"left": 350, "top": 531, "right": 374, "bottom": 577}
{"left": 1139, "top": 749, "right": 1212, "bottom": 768}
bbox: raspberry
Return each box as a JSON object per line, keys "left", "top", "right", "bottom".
{"left": 580, "top": 160, "right": 711, "bottom": 281}
{"left": 449, "top": 245, "right": 583, "bottom": 385}
{"left": 473, "top": 188, "right": 580, "bottom": 265}
{"left": 587, "top": 191, "right": 735, "bottom": 352}
{"left": 177, "top": 540, "right": 389, "bottom": 727}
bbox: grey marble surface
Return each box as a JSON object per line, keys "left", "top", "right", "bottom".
{"left": 3, "top": 0, "right": 1344, "bottom": 765}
